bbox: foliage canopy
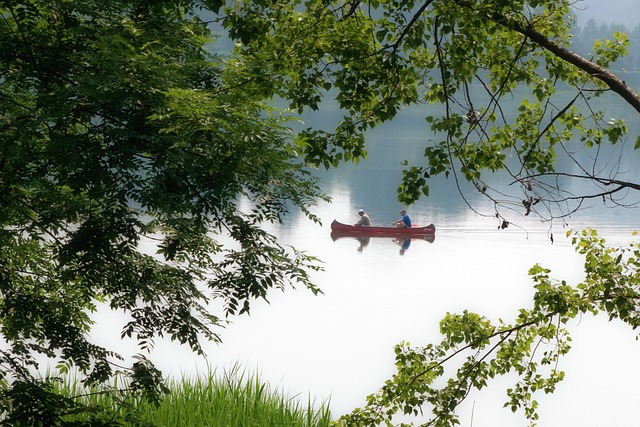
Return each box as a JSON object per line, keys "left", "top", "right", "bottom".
{"left": 223, "top": 0, "right": 640, "bottom": 230}
{"left": 217, "top": 0, "right": 640, "bottom": 425}
{"left": 2, "top": 0, "right": 640, "bottom": 425}
{"left": 0, "top": 0, "right": 326, "bottom": 424}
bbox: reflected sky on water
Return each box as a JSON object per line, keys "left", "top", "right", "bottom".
{"left": 112, "top": 170, "right": 638, "bottom": 427}
{"left": 89, "top": 93, "right": 640, "bottom": 426}
{"left": 130, "top": 188, "right": 640, "bottom": 427}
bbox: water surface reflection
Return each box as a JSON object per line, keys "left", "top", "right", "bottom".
{"left": 135, "top": 188, "right": 640, "bottom": 427}
{"left": 91, "top": 101, "right": 640, "bottom": 426}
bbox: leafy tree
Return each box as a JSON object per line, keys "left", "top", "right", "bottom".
{"left": 330, "top": 228, "right": 640, "bottom": 427}
{"left": 215, "top": 0, "right": 640, "bottom": 425}
{"left": 223, "top": 0, "right": 640, "bottom": 231}
{"left": 0, "top": 0, "right": 326, "bottom": 424}
{"left": 3, "top": 0, "right": 640, "bottom": 425}
{"left": 572, "top": 19, "right": 640, "bottom": 74}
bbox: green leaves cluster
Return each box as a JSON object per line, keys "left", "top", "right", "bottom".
{"left": 222, "top": 0, "right": 424, "bottom": 168}
{"left": 2, "top": 0, "right": 640, "bottom": 424}
{"left": 0, "top": 0, "right": 326, "bottom": 424}
{"left": 333, "top": 229, "right": 640, "bottom": 426}
{"left": 224, "top": 0, "right": 640, "bottom": 223}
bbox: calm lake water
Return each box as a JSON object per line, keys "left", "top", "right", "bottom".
{"left": 135, "top": 181, "right": 639, "bottom": 427}
{"left": 145, "top": 162, "right": 637, "bottom": 426}
{"left": 90, "top": 95, "right": 640, "bottom": 426}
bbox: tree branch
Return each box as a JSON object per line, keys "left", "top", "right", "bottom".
{"left": 516, "top": 172, "right": 640, "bottom": 193}
{"left": 386, "top": 0, "right": 436, "bottom": 52}
{"left": 517, "top": 24, "right": 640, "bottom": 114}
{"left": 453, "top": 0, "right": 640, "bottom": 113}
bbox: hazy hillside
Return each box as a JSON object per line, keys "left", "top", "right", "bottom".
{"left": 573, "top": 0, "right": 640, "bottom": 28}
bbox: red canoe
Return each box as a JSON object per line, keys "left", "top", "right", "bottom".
{"left": 330, "top": 220, "right": 436, "bottom": 236}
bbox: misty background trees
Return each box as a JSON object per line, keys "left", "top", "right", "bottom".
{"left": 573, "top": 18, "right": 640, "bottom": 80}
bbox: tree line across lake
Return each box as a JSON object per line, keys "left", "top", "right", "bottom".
{"left": 574, "top": 17, "right": 640, "bottom": 82}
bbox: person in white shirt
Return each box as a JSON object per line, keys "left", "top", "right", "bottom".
{"left": 355, "top": 209, "right": 371, "bottom": 226}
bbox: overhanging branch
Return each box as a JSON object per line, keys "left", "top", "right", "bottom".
{"left": 517, "top": 25, "right": 640, "bottom": 114}
{"left": 452, "top": 0, "right": 640, "bottom": 114}
{"left": 516, "top": 172, "right": 640, "bottom": 193}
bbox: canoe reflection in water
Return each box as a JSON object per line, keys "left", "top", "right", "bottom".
{"left": 395, "top": 237, "right": 411, "bottom": 255}
{"left": 330, "top": 231, "right": 435, "bottom": 254}
{"left": 356, "top": 236, "right": 370, "bottom": 252}
{"left": 331, "top": 231, "right": 435, "bottom": 244}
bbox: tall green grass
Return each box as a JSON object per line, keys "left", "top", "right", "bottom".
{"left": 54, "top": 364, "right": 332, "bottom": 427}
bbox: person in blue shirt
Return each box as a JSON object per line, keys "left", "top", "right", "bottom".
{"left": 393, "top": 209, "right": 411, "bottom": 228}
